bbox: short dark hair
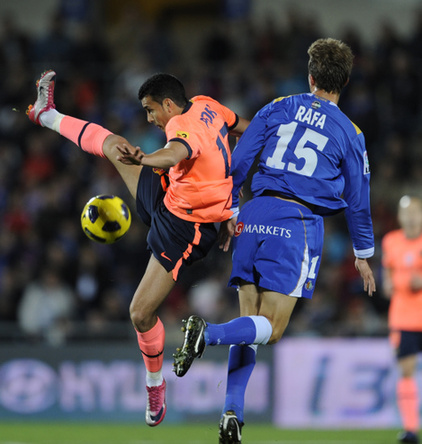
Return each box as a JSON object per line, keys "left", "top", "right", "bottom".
{"left": 307, "top": 38, "right": 354, "bottom": 94}
{"left": 138, "top": 73, "right": 188, "bottom": 108}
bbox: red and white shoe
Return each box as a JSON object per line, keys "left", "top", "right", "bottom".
{"left": 26, "top": 70, "right": 56, "bottom": 126}
{"left": 145, "top": 379, "right": 167, "bottom": 427}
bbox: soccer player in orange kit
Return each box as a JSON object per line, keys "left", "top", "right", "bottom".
{"left": 382, "top": 195, "right": 422, "bottom": 444}
{"left": 27, "top": 70, "right": 249, "bottom": 427}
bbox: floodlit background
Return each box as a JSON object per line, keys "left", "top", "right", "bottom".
{"left": 0, "top": 0, "right": 422, "bottom": 430}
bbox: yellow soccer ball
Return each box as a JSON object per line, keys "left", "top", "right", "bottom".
{"left": 81, "top": 194, "right": 131, "bottom": 244}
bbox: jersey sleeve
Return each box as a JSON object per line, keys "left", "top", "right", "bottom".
{"left": 341, "top": 128, "right": 375, "bottom": 258}
{"left": 165, "top": 114, "right": 198, "bottom": 159}
{"left": 230, "top": 104, "right": 269, "bottom": 208}
{"left": 217, "top": 102, "right": 238, "bottom": 131}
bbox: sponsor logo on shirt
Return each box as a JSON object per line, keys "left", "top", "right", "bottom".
{"left": 176, "top": 131, "right": 189, "bottom": 139}
{"left": 405, "top": 252, "right": 415, "bottom": 265}
{"left": 234, "top": 222, "right": 291, "bottom": 238}
{"left": 363, "top": 151, "right": 370, "bottom": 174}
{"left": 311, "top": 100, "right": 321, "bottom": 110}
{"left": 234, "top": 222, "right": 244, "bottom": 237}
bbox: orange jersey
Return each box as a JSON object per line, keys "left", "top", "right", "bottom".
{"left": 382, "top": 229, "right": 422, "bottom": 331}
{"left": 163, "top": 95, "right": 238, "bottom": 223}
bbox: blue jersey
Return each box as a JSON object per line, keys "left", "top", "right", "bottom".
{"left": 231, "top": 93, "right": 374, "bottom": 258}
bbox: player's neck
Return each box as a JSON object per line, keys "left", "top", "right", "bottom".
{"left": 311, "top": 87, "right": 340, "bottom": 105}
{"left": 404, "top": 229, "right": 422, "bottom": 239}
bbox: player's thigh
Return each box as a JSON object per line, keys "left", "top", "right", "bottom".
{"left": 238, "top": 281, "right": 260, "bottom": 316}
{"left": 103, "top": 134, "right": 142, "bottom": 199}
{"left": 398, "top": 354, "right": 418, "bottom": 378}
{"left": 257, "top": 289, "right": 297, "bottom": 343}
{"left": 394, "top": 330, "right": 422, "bottom": 377}
{"left": 130, "top": 254, "right": 176, "bottom": 329}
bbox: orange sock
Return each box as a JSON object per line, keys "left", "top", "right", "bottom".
{"left": 397, "top": 377, "right": 419, "bottom": 432}
{"left": 136, "top": 318, "right": 165, "bottom": 373}
{"left": 59, "top": 116, "right": 112, "bottom": 158}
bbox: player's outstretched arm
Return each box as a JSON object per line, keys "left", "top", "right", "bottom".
{"left": 410, "top": 273, "right": 422, "bottom": 292}
{"left": 116, "top": 141, "right": 189, "bottom": 170}
{"left": 355, "top": 258, "right": 376, "bottom": 296}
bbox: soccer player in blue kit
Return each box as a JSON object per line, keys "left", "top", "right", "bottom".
{"left": 173, "top": 38, "right": 377, "bottom": 443}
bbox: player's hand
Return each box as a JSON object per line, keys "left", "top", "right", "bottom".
{"left": 355, "top": 258, "right": 376, "bottom": 296}
{"left": 116, "top": 144, "right": 145, "bottom": 165}
{"left": 218, "top": 218, "right": 237, "bottom": 252}
{"left": 410, "top": 274, "right": 422, "bottom": 291}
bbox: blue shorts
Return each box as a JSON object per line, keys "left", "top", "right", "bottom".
{"left": 136, "top": 167, "right": 217, "bottom": 280}
{"left": 228, "top": 196, "right": 324, "bottom": 299}
{"left": 392, "top": 331, "right": 422, "bottom": 359}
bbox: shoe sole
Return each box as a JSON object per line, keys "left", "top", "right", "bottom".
{"left": 173, "top": 316, "right": 206, "bottom": 377}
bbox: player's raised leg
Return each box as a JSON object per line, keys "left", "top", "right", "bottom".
{"left": 27, "top": 70, "right": 169, "bottom": 426}
{"left": 173, "top": 285, "right": 296, "bottom": 377}
{"left": 172, "top": 313, "right": 272, "bottom": 377}
{"left": 27, "top": 70, "right": 142, "bottom": 199}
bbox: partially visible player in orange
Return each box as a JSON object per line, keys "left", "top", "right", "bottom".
{"left": 27, "top": 71, "right": 249, "bottom": 427}
{"left": 382, "top": 195, "right": 422, "bottom": 444}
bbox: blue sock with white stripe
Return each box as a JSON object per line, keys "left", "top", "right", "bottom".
{"left": 204, "top": 315, "right": 272, "bottom": 346}
{"left": 223, "top": 344, "right": 257, "bottom": 423}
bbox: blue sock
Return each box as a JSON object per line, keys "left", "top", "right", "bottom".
{"left": 222, "top": 345, "right": 257, "bottom": 423}
{"left": 204, "top": 317, "right": 256, "bottom": 345}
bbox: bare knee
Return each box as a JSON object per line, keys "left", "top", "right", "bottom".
{"left": 102, "top": 134, "right": 127, "bottom": 159}
{"left": 255, "top": 290, "right": 297, "bottom": 345}
{"left": 398, "top": 355, "right": 417, "bottom": 378}
{"left": 130, "top": 301, "right": 156, "bottom": 333}
{"left": 264, "top": 311, "right": 294, "bottom": 344}
{"left": 267, "top": 324, "right": 288, "bottom": 344}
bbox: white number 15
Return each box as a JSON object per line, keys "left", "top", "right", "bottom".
{"left": 266, "top": 122, "right": 328, "bottom": 177}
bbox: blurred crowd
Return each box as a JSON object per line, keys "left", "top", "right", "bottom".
{"left": 1, "top": 0, "right": 422, "bottom": 345}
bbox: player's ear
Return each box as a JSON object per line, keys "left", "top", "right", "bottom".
{"left": 163, "top": 98, "right": 173, "bottom": 112}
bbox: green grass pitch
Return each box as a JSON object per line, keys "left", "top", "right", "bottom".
{"left": 0, "top": 422, "right": 400, "bottom": 444}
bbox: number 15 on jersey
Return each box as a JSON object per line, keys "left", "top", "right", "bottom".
{"left": 266, "top": 122, "right": 328, "bottom": 177}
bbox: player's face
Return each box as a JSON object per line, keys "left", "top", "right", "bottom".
{"left": 141, "top": 96, "right": 172, "bottom": 131}
{"left": 398, "top": 198, "right": 422, "bottom": 239}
